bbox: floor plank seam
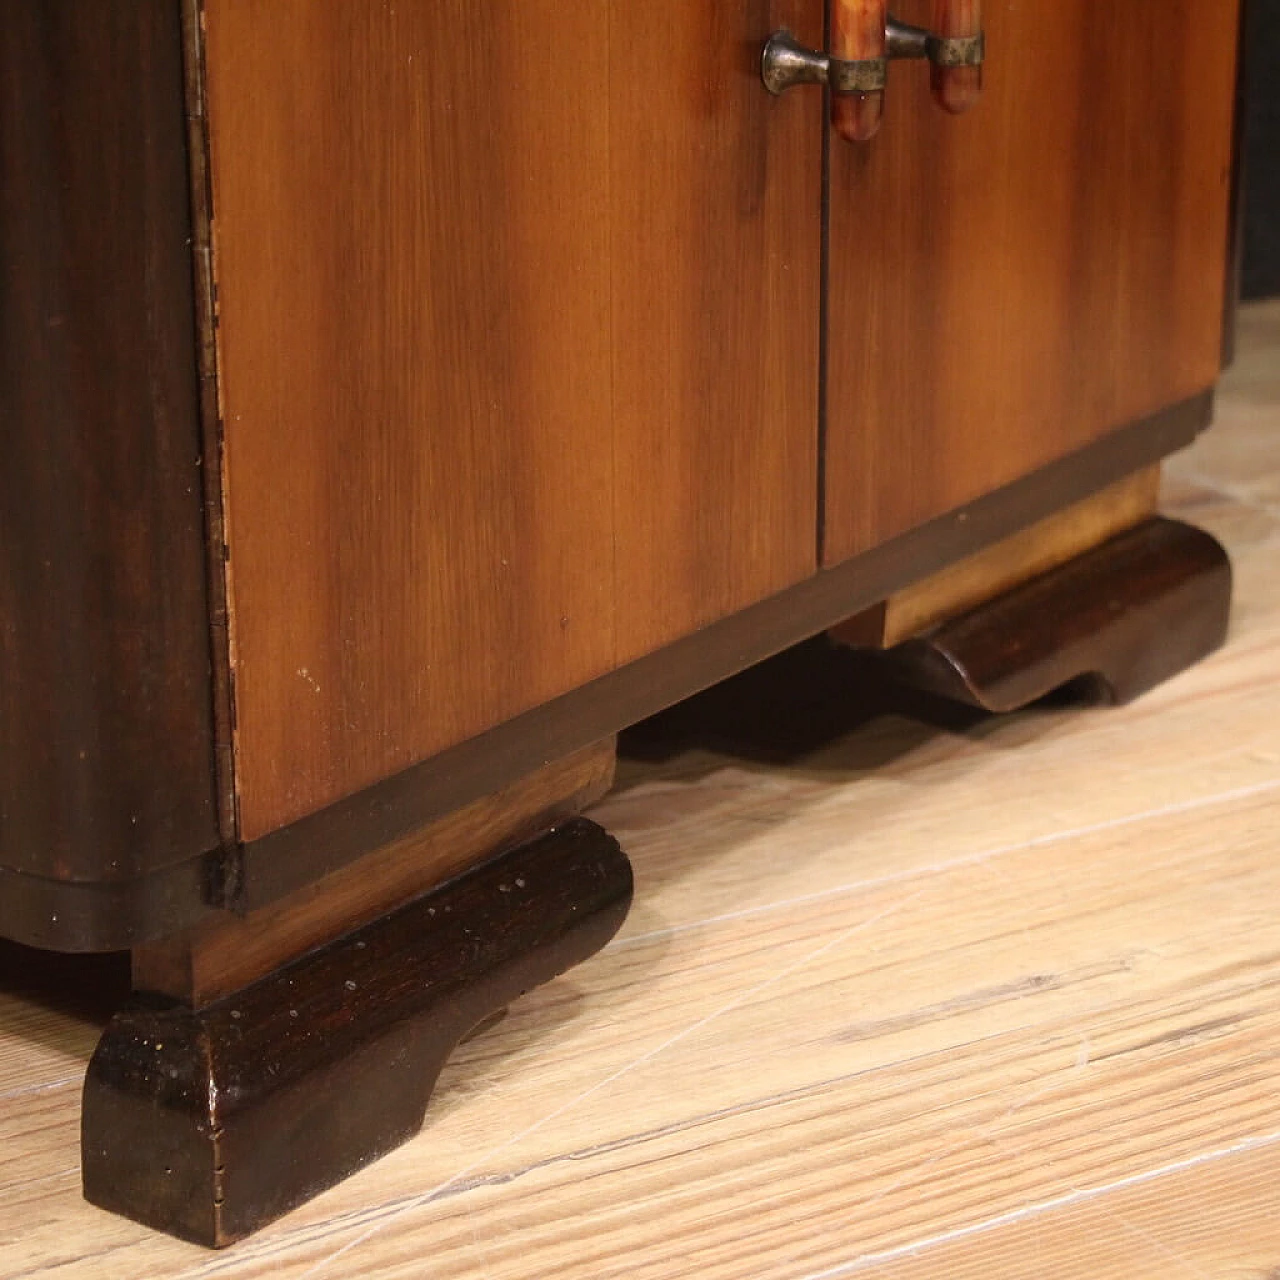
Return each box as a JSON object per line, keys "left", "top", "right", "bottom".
{"left": 1167, "top": 470, "right": 1280, "bottom": 521}
{"left": 610, "top": 777, "right": 1280, "bottom": 951}
{"left": 795, "top": 1126, "right": 1280, "bottom": 1280}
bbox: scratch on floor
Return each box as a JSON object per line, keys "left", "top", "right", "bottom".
{"left": 0, "top": 1075, "right": 83, "bottom": 1103}
{"left": 1102, "top": 1205, "right": 1214, "bottom": 1280}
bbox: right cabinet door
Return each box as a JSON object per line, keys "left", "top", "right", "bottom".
{"left": 822, "top": 0, "right": 1240, "bottom": 565}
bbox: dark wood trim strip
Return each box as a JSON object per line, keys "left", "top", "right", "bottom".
{"left": 181, "top": 0, "right": 239, "bottom": 854}
{"left": 0, "top": 857, "right": 220, "bottom": 954}
{"left": 235, "top": 392, "right": 1213, "bottom": 909}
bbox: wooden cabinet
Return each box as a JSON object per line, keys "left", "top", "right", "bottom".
{"left": 0, "top": 0, "right": 1245, "bottom": 1245}
{"left": 0, "top": 0, "right": 1242, "bottom": 946}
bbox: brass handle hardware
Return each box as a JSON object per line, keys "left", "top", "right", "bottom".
{"left": 759, "top": 30, "right": 887, "bottom": 97}
{"left": 761, "top": 3, "right": 985, "bottom": 141}
{"left": 885, "top": 18, "right": 984, "bottom": 69}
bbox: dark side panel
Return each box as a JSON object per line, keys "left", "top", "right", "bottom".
{"left": 0, "top": 2, "right": 218, "bottom": 940}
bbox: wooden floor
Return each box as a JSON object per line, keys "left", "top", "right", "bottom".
{"left": 3, "top": 301, "right": 1279, "bottom": 1278}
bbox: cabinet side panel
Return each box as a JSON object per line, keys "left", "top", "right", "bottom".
{"left": 0, "top": 3, "right": 220, "bottom": 885}
{"left": 824, "top": 0, "right": 1241, "bottom": 562}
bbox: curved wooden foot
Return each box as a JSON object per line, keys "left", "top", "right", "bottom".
{"left": 82, "top": 818, "right": 632, "bottom": 1247}
{"left": 880, "top": 518, "right": 1231, "bottom": 711}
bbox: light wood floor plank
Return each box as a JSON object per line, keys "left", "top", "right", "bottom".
{"left": 862, "top": 1137, "right": 1280, "bottom": 1280}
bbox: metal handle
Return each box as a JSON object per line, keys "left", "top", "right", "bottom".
{"left": 761, "top": 8, "right": 985, "bottom": 140}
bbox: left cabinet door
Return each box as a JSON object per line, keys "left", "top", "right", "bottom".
{"left": 204, "top": 0, "right": 823, "bottom": 840}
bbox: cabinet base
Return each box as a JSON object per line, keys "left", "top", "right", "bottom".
{"left": 877, "top": 517, "right": 1232, "bottom": 710}
{"left": 81, "top": 818, "right": 632, "bottom": 1247}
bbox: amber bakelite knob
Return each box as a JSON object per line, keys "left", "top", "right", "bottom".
{"left": 831, "top": 0, "right": 888, "bottom": 143}
{"left": 930, "top": 0, "right": 984, "bottom": 114}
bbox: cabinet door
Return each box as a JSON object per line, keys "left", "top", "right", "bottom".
{"left": 204, "top": 1, "right": 822, "bottom": 839}
{"left": 823, "top": 0, "right": 1240, "bottom": 564}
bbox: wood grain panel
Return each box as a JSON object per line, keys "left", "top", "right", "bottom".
{"left": 203, "top": 2, "right": 614, "bottom": 842}
{"left": 204, "top": 0, "right": 822, "bottom": 840}
{"left": 610, "top": 0, "right": 822, "bottom": 664}
{"left": 824, "top": 0, "right": 1241, "bottom": 563}
{"left": 0, "top": 4, "right": 218, "bottom": 888}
